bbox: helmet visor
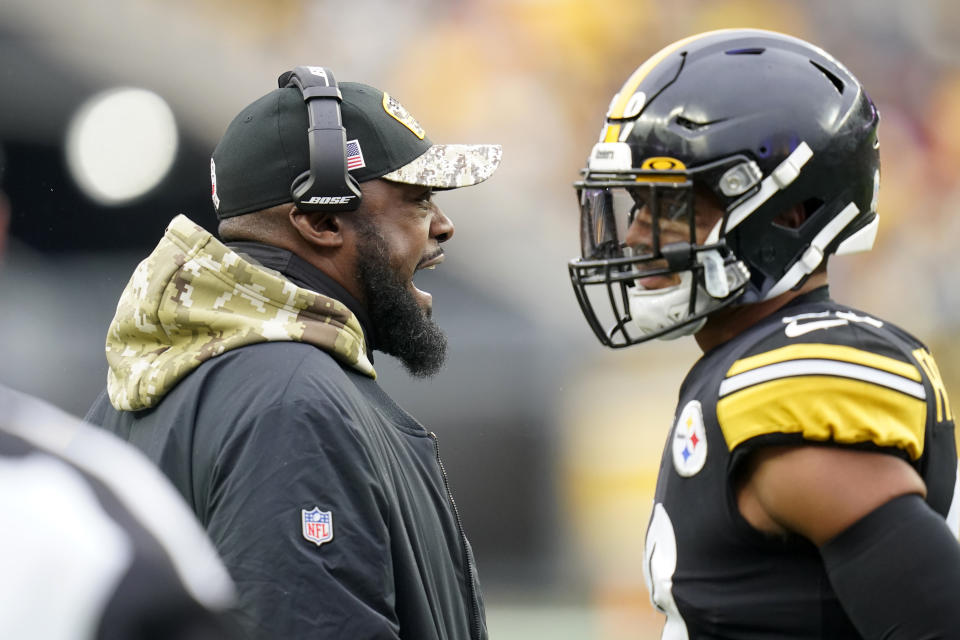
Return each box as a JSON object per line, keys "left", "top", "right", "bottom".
{"left": 579, "top": 187, "right": 635, "bottom": 260}
{"left": 578, "top": 184, "right": 694, "bottom": 266}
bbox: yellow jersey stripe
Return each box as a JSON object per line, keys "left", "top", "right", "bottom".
{"left": 727, "top": 343, "right": 921, "bottom": 381}
{"left": 717, "top": 376, "right": 926, "bottom": 459}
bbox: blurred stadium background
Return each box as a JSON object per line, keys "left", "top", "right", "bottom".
{"left": 2, "top": 1, "right": 959, "bottom": 637}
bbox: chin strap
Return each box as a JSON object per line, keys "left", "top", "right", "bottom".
{"left": 626, "top": 254, "right": 750, "bottom": 341}
{"left": 627, "top": 272, "right": 708, "bottom": 341}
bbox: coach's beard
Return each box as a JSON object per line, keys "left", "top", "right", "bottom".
{"left": 354, "top": 222, "right": 448, "bottom": 378}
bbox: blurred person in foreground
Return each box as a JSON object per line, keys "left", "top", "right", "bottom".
{"left": 0, "top": 153, "right": 237, "bottom": 638}
{"left": 86, "top": 66, "right": 501, "bottom": 639}
{"left": 568, "top": 29, "right": 960, "bottom": 638}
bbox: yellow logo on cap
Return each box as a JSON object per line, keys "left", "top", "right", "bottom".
{"left": 382, "top": 93, "right": 426, "bottom": 140}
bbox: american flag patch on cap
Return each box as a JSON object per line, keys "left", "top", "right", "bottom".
{"left": 346, "top": 139, "right": 365, "bottom": 171}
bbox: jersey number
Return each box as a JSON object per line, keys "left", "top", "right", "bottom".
{"left": 913, "top": 348, "right": 954, "bottom": 423}
{"left": 644, "top": 503, "right": 689, "bottom": 640}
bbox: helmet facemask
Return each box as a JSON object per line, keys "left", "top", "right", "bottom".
{"left": 569, "top": 170, "right": 751, "bottom": 348}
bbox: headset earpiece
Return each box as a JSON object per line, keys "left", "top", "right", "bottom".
{"left": 281, "top": 66, "right": 362, "bottom": 212}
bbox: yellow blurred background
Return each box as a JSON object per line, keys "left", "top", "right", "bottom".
{"left": 2, "top": 1, "right": 959, "bottom": 638}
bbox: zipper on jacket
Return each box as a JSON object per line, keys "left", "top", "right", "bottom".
{"left": 429, "top": 431, "right": 482, "bottom": 640}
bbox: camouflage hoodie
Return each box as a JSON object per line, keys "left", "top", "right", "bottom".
{"left": 106, "top": 215, "right": 375, "bottom": 411}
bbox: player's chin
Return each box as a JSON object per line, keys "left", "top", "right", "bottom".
{"left": 636, "top": 274, "right": 682, "bottom": 290}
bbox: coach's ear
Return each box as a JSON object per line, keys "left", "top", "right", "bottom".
{"left": 289, "top": 206, "right": 344, "bottom": 249}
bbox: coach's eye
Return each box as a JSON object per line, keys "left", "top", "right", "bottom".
{"left": 414, "top": 188, "right": 434, "bottom": 208}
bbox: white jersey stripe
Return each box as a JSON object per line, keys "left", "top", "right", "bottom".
{"left": 719, "top": 358, "right": 927, "bottom": 399}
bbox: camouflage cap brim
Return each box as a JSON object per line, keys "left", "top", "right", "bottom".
{"left": 381, "top": 143, "right": 502, "bottom": 189}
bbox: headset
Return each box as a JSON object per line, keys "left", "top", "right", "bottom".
{"left": 279, "top": 65, "right": 362, "bottom": 212}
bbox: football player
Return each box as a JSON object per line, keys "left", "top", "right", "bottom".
{"left": 569, "top": 28, "right": 960, "bottom": 638}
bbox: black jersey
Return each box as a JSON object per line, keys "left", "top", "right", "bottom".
{"left": 643, "top": 290, "right": 958, "bottom": 639}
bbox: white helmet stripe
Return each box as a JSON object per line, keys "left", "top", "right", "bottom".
{"left": 764, "top": 201, "right": 860, "bottom": 299}
{"left": 706, "top": 142, "right": 814, "bottom": 245}
{"left": 835, "top": 213, "right": 879, "bottom": 255}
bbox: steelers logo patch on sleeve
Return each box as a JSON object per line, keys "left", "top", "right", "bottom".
{"left": 672, "top": 400, "right": 708, "bottom": 477}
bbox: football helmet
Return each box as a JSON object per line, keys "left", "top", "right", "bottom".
{"left": 569, "top": 29, "right": 881, "bottom": 348}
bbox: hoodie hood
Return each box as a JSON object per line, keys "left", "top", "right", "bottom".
{"left": 106, "top": 215, "right": 375, "bottom": 411}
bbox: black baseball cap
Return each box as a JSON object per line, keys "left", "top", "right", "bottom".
{"left": 210, "top": 81, "right": 502, "bottom": 218}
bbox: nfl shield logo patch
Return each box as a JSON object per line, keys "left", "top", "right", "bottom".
{"left": 302, "top": 507, "right": 333, "bottom": 546}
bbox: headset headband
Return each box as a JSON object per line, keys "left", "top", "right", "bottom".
{"left": 280, "top": 66, "right": 362, "bottom": 212}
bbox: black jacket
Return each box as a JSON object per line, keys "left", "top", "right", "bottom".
{"left": 86, "top": 217, "right": 486, "bottom": 639}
